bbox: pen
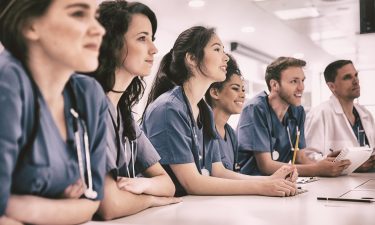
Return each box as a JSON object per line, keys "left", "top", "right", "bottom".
{"left": 292, "top": 128, "right": 300, "bottom": 165}
{"left": 317, "top": 197, "right": 374, "bottom": 203}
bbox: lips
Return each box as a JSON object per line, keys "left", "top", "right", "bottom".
{"left": 84, "top": 43, "right": 100, "bottom": 52}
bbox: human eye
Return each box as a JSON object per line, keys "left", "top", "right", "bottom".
{"left": 291, "top": 80, "right": 297, "bottom": 84}
{"left": 232, "top": 87, "right": 240, "bottom": 91}
{"left": 70, "top": 10, "right": 86, "bottom": 18}
{"left": 138, "top": 36, "right": 146, "bottom": 42}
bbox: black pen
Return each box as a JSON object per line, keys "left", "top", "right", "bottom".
{"left": 317, "top": 197, "right": 374, "bottom": 203}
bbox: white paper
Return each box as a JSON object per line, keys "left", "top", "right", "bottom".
{"left": 334, "top": 146, "right": 372, "bottom": 175}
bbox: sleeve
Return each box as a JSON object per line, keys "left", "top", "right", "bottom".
{"left": 104, "top": 111, "right": 118, "bottom": 174}
{"left": 85, "top": 81, "right": 108, "bottom": 200}
{"left": 133, "top": 121, "right": 161, "bottom": 174}
{"left": 237, "top": 104, "right": 271, "bottom": 153}
{"left": 304, "top": 107, "right": 325, "bottom": 160}
{"left": 0, "top": 66, "right": 23, "bottom": 216}
{"left": 142, "top": 103, "right": 195, "bottom": 165}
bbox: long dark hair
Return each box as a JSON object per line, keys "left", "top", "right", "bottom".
{"left": 0, "top": 0, "right": 52, "bottom": 65}
{"left": 205, "top": 54, "right": 242, "bottom": 107}
{"left": 92, "top": 0, "right": 157, "bottom": 140}
{"left": 143, "top": 26, "right": 216, "bottom": 119}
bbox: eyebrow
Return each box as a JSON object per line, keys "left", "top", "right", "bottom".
{"left": 65, "top": 3, "right": 90, "bottom": 10}
{"left": 210, "top": 42, "right": 223, "bottom": 48}
{"left": 231, "top": 84, "right": 241, "bottom": 88}
{"left": 136, "top": 31, "right": 151, "bottom": 36}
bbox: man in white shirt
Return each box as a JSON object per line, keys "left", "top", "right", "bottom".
{"left": 305, "top": 60, "right": 375, "bottom": 172}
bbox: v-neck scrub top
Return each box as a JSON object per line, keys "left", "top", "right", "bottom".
{"left": 0, "top": 50, "right": 108, "bottom": 216}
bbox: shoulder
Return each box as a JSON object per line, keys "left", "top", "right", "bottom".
{"left": 242, "top": 92, "right": 268, "bottom": 119}
{"left": 146, "top": 86, "right": 187, "bottom": 118}
{"left": 70, "top": 74, "right": 106, "bottom": 100}
{"left": 308, "top": 100, "right": 332, "bottom": 116}
{"left": 0, "top": 51, "right": 27, "bottom": 89}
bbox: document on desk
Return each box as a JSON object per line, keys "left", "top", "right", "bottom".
{"left": 333, "top": 146, "right": 372, "bottom": 175}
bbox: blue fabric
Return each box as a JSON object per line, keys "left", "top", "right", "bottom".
{"left": 105, "top": 99, "right": 161, "bottom": 178}
{"left": 217, "top": 124, "right": 238, "bottom": 170}
{"left": 237, "top": 91, "right": 306, "bottom": 175}
{"left": 0, "top": 51, "right": 107, "bottom": 216}
{"left": 141, "top": 86, "right": 220, "bottom": 196}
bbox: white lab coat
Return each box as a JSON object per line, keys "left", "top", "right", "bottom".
{"left": 305, "top": 95, "right": 375, "bottom": 160}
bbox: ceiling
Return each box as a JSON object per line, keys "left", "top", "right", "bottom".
{"left": 138, "top": 0, "right": 375, "bottom": 71}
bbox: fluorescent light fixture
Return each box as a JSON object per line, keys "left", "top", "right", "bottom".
{"left": 293, "top": 53, "right": 305, "bottom": 59}
{"left": 274, "top": 7, "right": 319, "bottom": 20}
{"left": 241, "top": 26, "right": 256, "bottom": 33}
{"left": 188, "top": 0, "right": 205, "bottom": 8}
{"left": 230, "top": 42, "right": 274, "bottom": 64}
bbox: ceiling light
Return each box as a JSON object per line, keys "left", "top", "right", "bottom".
{"left": 241, "top": 26, "right": 256, "bottom": 33}
{"left": 274, "top": 7, "right": 319, "bottom": 20}
{"left": 188, "top": 0, "right": 205, "bottom": 8}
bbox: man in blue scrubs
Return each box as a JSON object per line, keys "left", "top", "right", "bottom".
{"left": 237, "top": 57, "right": 350, "bottom": 176}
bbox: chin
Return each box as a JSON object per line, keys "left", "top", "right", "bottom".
{"left": 76, "top": 61, "right": 99, "bottom": 73}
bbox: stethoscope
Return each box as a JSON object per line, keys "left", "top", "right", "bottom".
{"left": 25, "top": 75, "right": 97, "bottom": 199}
{"left": 181, "top": 88, "right": 209, "bottom": 176}
{"left": 265, "top": 95, "right": 299, "bottom": 161}
{"left": 109, "top": 109, "right": 137, "bottom": 178}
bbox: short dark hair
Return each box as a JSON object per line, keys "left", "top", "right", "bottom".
{"left": 323, "top": 60, "right": 353, "bottom": 83}
{"left": 205, "top": 54, "right": 242, "bottom": 107}
{"left": 0, "top": 0, "right": 52, "bottom": 64}
{"left": 265, "top": 57, "right": 306, "bottom": 91}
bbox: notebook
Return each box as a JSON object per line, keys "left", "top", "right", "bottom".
{"left": 333, "top": 146, "right": 373, "bottom": 175}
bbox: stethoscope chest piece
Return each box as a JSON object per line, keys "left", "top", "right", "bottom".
{"left": 201, "top": 168, "right": 210, "bottom": 176}
{"left": 272, "top": 150, "right": 279, "bottom": 160}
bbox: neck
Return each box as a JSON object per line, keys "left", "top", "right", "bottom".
{"left": 268, "top": 91, "right": 289, "bottom": 122}
{"left": 107, "top": 68, "right": 135, "bottom": 108}
{"left": 337, "top": 96, "right": 355, "bottom": 121}
{"left": 182, "top": 75, "right": 211, "bottom": 121}
{"left": 212, "top": 107, "right": 230, "bottom": 139}
{"left": 27, "top": 51, "right": 71, "bottom": 105}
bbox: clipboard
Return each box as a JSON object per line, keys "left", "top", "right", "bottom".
{"left": 333, "top": 146, "right": 372, "bottom": 175}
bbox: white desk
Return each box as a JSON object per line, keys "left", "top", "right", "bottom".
{"left": 87, "top": 173, "right": 375, "bottom": 225}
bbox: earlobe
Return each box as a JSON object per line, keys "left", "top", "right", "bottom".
{"left": 22, "top": 20, "right": 40, "bottom": 41}
{"left": 327, "top": 82, "right": 335, "bottom": 92}
{"left": 209, "top": 88, "right": 220, "bottom": 100}
{"left": 185, "top": 52, "right": 197, "bottom": 67}
{"left": 270, "top": 79, "right": 279, "bottom": 92}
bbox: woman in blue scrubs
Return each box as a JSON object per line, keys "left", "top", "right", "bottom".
{"left": 0, "top": 0, "right": 107, "bottom": 224}
{"left": 88, "top": 1, "right": 179, "bottom": 220}
{"left": 205, "top": 54, "right": 244, "bottom": 171}
{"left": 142, "top": 26, "right": 298, "bottom": 197}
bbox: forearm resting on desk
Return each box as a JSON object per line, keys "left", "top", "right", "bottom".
{"left": 98, "top": 174, "right": 180, "bottom": 221}
{"left": 6, "top": 194, "right": 99, "bottom": 225}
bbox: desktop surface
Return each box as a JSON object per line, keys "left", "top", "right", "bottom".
{"left": 87, "top": 173, "right": 375, "bottom": 225}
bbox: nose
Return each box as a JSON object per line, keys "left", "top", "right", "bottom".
{"left": 91, "top": 17, "right": 106, "bottom": 37}
{"left": 223, "top": 53, "right": 229, "bottom": 62}
{"left": 149, "top": 41, "right": 158, "bottom": 55}
{"left": 297, "top": 80, "right": 304, "bottom": 92}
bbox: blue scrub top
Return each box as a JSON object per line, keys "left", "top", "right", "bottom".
{"left": 106, "top": 99, "right": 161, "bottom": 178}
{"left": 141, "top": 86, "right": 221, "bottom": 196}
{"left": 237, "top": 91, "right": 306, "bottom": 175}
{"left": 217, "top": 124, "right": 238, "bottom": 171}
{"left": 0, "top": 51, "right": 107, "bottom": 216}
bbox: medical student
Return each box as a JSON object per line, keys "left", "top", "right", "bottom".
{"left": 237, "top": 57, "right": 351, "bottom": 177}
{"left": 88, "top": 0, "right": 179, "bottom": 220}
{"left": 204, "top": 54, "right": 244, "bottom": 171}
{"left": 141, "top": 26, "right": 298, "bottom": 197}
{"left": 0, "top": 0, "right": 107, "bottom": 224}
{"left": 305, "top": 60, "right": 375, "bottom": 171}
